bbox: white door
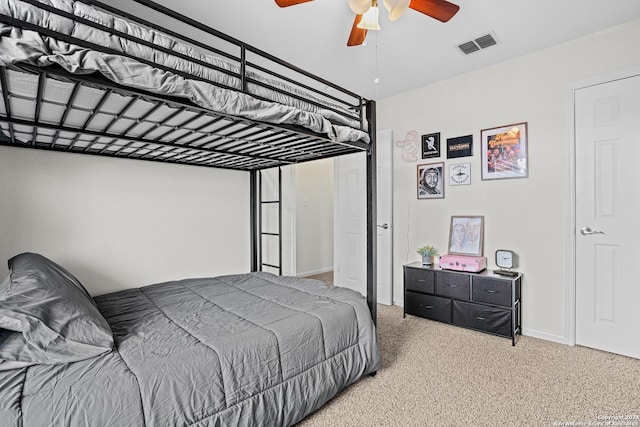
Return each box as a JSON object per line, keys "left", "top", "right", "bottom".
{"left": 575, "top": 74, "right": 640, "bottom": 359}
{"left": 335, "top": 130, "right": 393, "bottom": 305}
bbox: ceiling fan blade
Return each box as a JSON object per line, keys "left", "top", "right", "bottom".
{"left": 409, "top": 0, "right": 459, "bottom": 22}
{"left": 275, "top": 0, "right": 314, "bottom": 7}
{"left": 347, "top": 14, "right": 368, "bottom": 46}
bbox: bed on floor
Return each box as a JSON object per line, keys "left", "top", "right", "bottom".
{"left": 0, "top": 253, "right": 380, "bottom": 426}
{"left": 0, "top": 0, "right": 379, "bottom": 425}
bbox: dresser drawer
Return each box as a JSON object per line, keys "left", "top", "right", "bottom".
{"left": 405, "top": 291, "right": 451, "bottom": 323}
{"left": 472, "top": 277, "right": 512, "bottom": 307}
{"left": 404, "top": 267, "right": 435, "bottom": 294}
{"left": 452, "top": 300, "right": 512, "bottom": 338}
{"left": 435, "top": 271, "right": 470, "bottom": 300}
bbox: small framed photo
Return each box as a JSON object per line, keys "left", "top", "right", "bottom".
{"left": 448, "top": 215, "right": 484, "bottom": 256}
{"left": 449, "top": 163, "right": 471, "bottom": 186}
{"left": 417, "top": 162, "right": 444, "bottom": 199}
{"left": 421, "top": 133, "right": 440, "bottom": 159}
{"left": 481, "top": 122, "right": 528, "bottom": 180}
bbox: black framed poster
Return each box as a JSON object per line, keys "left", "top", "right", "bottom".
{"left": 446, "top": 135, "right": 473, "bottom": 159}
{"left": 421, "top": 133, "right": 440, "bottom": 159}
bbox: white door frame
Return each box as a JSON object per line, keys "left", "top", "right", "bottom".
{"left": 376, "top": 129, "right": 393, "bottom": 305}
{"left": 565, "top": 66, "right": 640, "bottom": 346}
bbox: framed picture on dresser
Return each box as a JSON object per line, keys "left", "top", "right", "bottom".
{"left": 448, "top": 215, "right": 484, "bottom": 256}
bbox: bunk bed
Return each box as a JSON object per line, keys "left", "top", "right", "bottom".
{"left": 0, "top": 0, "right": 380, "bottom": 426}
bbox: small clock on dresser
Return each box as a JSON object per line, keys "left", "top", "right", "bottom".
{"left": 494, "top": 249, "right": 518, "bottom": 276}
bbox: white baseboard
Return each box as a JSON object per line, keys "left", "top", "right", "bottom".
{"left": 298, "top": 266, "right": 333, "bottom": 278}
{"left": 521, "top": 328, "right": 569, "bottom": 345}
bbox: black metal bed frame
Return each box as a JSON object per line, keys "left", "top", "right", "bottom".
{"left": 0, "top": 0, "right": 377, "bottom": 322}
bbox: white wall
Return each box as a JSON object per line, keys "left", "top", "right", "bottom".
{"left": 379, "top": 19, "right": 640, "bottom": 342}
{"left": 295, "top": 158, "right": 334, "bottom": 276}
{"left": 0, "top": 146, "right": 249, "bottom": 295}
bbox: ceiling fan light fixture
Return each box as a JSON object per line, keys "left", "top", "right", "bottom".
{"left": 357, "top": 0, "right": 381, "bottom": 30}
{"left": 382, "top": 0, "right": 410, "bottom": 21}
{"left": 348, "top": 0, "right": 371, "bottom": 14}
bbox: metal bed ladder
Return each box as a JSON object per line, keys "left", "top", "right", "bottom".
{"left": 256, "top": 167, "right": 283, "bottom": 275}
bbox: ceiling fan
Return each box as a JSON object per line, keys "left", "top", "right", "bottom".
{"left": 275, "top": 0, "right": 460, "bottom": 46}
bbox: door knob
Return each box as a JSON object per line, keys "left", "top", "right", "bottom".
{"left": 377, "top": 223, "right": 389, "bottom": 229}
{"left": 580, "top": 226, "right": 605, "bottom": 236}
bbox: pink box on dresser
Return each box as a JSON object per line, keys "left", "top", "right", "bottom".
{"left": 438, "top": 254, "right": 487, "bottom": 273}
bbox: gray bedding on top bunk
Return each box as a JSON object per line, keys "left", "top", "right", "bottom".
{"left": 0, "top": 0, "right": 370, "bottom": 144}
{"left": 0, "top": 271, "right": 381, "bottom": 427}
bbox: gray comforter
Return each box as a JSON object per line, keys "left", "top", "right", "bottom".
{"left": 0, "top": 272, "right": 381, "bottom": 426}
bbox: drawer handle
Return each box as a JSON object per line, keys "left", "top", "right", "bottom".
{"left": 485, "top": 290, "right": 498, "bottom": 293}
{"left": 447, "top": 283, "right": 459, "bottom": 288}
{"left": 475, "top": 316, "right": 487, "bottom": 321}
{"left": 416, "top": 279, "right": 426, "bottom": 282}
{"left": 419, "top": 304, "right": 434, "bottom": 309}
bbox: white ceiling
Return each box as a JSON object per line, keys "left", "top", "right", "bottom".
{"left": 112, "top": 0, "right": 640, "bottom": 100}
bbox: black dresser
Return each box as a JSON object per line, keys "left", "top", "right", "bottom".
{"left": 403, "top": 262, "right": 522, "bottom": 345}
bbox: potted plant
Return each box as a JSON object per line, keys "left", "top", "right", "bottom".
{"left": 417, "top": 245, "right": 438, "bottom": 266}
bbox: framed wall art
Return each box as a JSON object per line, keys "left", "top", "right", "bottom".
{"left": 417, "top": 162, "right": 444, "bottom": 199}
{"left": 448, "top": 215, "right": 484, "bottom": 256}
{"left": 421, "top": 132, "right": 441, "bottom": 159}
{"left": 446, "top": 135, "right": 473, "bottom": 159}
{"left": 449, "top": 163, "right": 471, "bottom": 186}
{"left": 481, "top": 122, "right": 528, "bottom": 180}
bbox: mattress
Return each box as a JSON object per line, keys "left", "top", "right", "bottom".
{"left": 0, "top": 271, "right": 381, "bottom": 426}
{"left": 0, "top": 0, "right": 370, "bottom": 144}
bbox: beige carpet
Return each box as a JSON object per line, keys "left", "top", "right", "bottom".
{"left": 304, "top": 271, "right": 333, "bottom": 286}
{"left": 299, "top": 274, "right": 640, "bottom": 426}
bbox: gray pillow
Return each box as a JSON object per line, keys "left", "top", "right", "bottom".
{"left": 0, "top": 253, "right": 113, "bottom": 369}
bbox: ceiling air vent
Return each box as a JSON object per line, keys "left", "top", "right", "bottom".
{"left": 458, "top": 33, "right": 498, "bottom": 55}
{"left": 458, "top": 41, "right": 479, "bottom": 55}
{"left": 475, "top": 34, "right": 497, "bottom": 49}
